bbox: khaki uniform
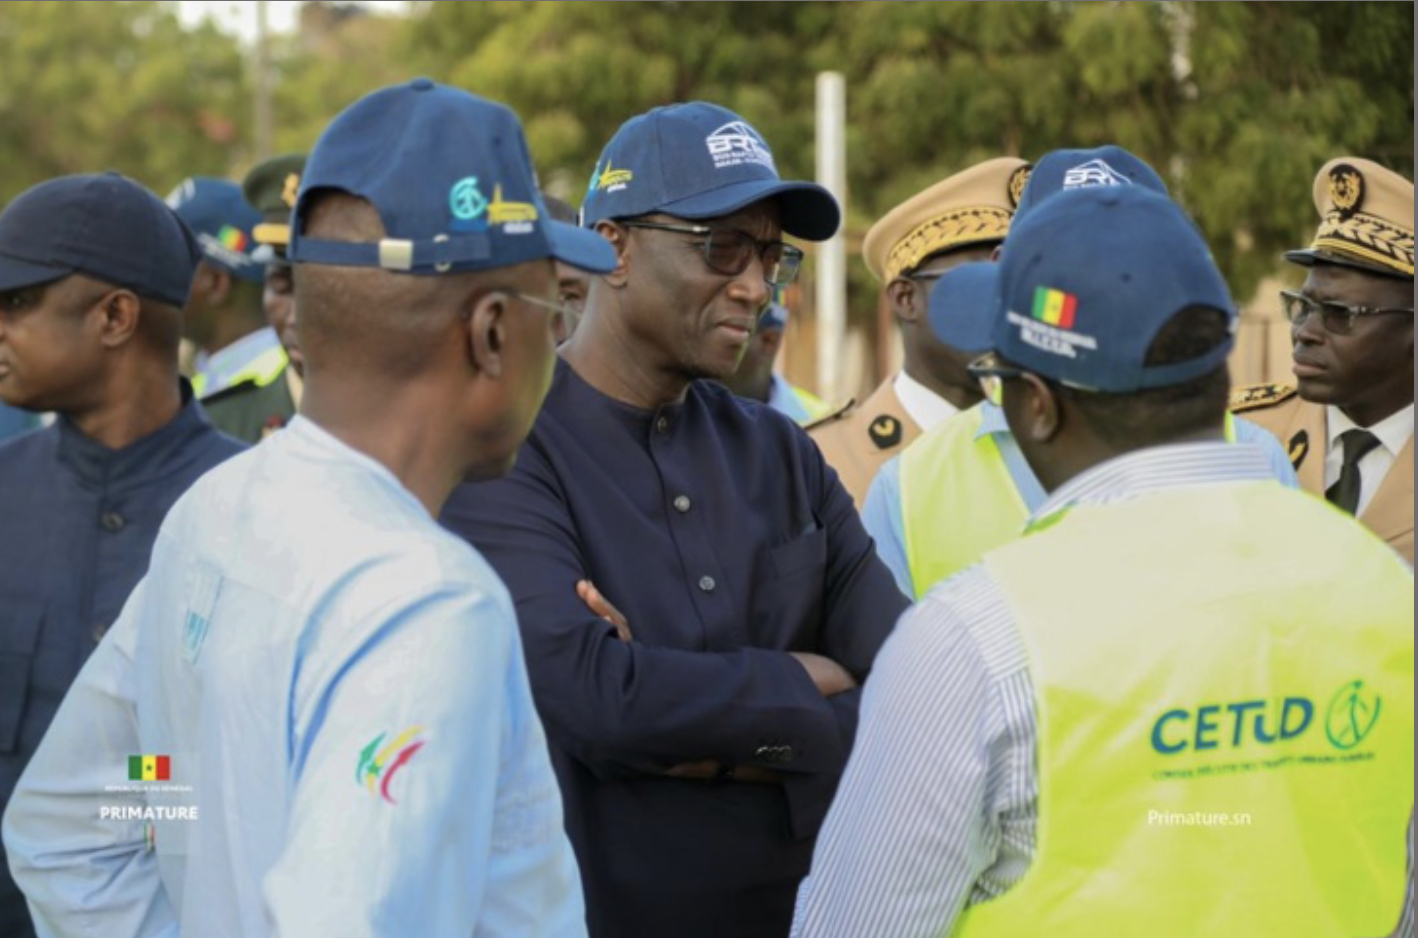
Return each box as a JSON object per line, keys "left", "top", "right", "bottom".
{"left": 808, "top": 379, "right": 917, "bottom": 508}
{"left": 1232, "top": 383, "right": 1414, "bottom": 565}
{"left": 814, "top": 156, "right": 1030, "bottom": 508}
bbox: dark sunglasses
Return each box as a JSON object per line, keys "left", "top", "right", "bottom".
{"left": 1280, "top": 289, "right": 1413, "bottom": 336}
{"left": 620, "top": 220, "right": 804, "bottom": 287}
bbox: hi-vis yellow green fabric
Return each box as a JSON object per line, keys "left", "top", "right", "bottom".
{"left": 954, "top": 481, "right": 1414, "bottom": 936}
{"left": 902, "top": 413, "right": 1244, "bottom": 599}
{"left": 193, "top": 345, "right": 288, "bottom": 398}
{"left": 901, "top": 405, "right": 1027, "bottom": 598}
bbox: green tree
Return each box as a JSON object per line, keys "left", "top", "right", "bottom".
{"left": 0, "top": 1, "right": 249, "bottom": 201}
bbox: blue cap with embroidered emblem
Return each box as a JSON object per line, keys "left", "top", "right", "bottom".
{"left": 1013, "top": 144, "right": 1168, "bottom": 225}
{"left": 997, "top": 185, "right": 1235, "bottom": 391}
{"left": 288, "top": 78, "right": 614, "bottom": 276}
{"left": 938, "top": 185, "right": 1237, "bottom": 393}
{"left": 0, "top": 172, "right": 200, "bottom": 307}
{"left": 934, "top": 145, "right": 1173, "bottom": 356}
{"left": 579, "top": 101, "right": 840, "bottom": 241}
{"left": 166, "top": 177, "right": 265, "bottom": 283}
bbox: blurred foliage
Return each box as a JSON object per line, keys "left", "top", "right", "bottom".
{"left": 0, "top": 0, "right": 1411, "bottom": 316}
{"left": 0, "top": 1, "right": 248, "bottom": 198}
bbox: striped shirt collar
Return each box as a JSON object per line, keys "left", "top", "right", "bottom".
{"left": 1032, "top": 441, "right": 1276, "bottom": 524}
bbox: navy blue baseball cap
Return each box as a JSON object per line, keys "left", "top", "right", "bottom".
{"left": 166, "top": 176, "right": 265, "bottom": 283}
{"left": 0, "top": 172, "right": 200, "bottom": 307}
{"left": 934, "top": 186, "right": 1236, "bottom": 393}
{"left": 928, "top": 260, "right": 1000, "bottom": 354}
{"left": 1013, "top": 145, "right": 1168, "bottom": 225}
{"left": 288, "top": 78, "right": 614, "bottom": 276}
{"left": 580, "top": 102, "right": 840, "bottom": 241}
{"left": 935, "top": 145, "right": 1172, "bottom": 354}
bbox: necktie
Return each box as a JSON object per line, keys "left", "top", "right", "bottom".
{"left": 1325, "top": 429, "right": 1382, "bottom": 515}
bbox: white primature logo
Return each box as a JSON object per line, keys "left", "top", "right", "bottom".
{"left": 705, "top": 122, "right": 777, "bottom": 171}
{"left": 1062, "top": 159, "right": 1132, "bottom": 189}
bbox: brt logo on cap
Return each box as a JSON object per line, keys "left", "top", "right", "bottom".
{"left": 1063, "top": 159, "right": 1131, "bottom": 189}
{"left": 705, "top": 122, "right": 776, "bottom": 172}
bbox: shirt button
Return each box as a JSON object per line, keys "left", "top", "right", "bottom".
{"left": 673, "top": 495, "right": 691, "bottom": 513}
{"left": 654, "top": 416, "right": 669, "bottom": 434}
{"left": 91, "top": 621, "right": 109, "bottom": 643}
{"left": 698, "top": 575, "right": 716, "bottom": 592}
{"left": 100, "top": 511, "right": 126, "bottom": 532}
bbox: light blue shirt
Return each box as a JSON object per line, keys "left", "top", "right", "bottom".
{"left": 766, "top": 373, "right": 819, "bottom": 423}
{"left": 861, "top": 404, "right": 1299, "bottom": 597}
{"left": 2, "top": 416, "right": 585, "bottom": 938}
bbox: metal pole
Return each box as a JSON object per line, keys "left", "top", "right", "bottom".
{"left": 254, "top": 0, "right": 273, "bottom": 162}
{"left": 814, "top": 72, "right": 847, "bottom": 401}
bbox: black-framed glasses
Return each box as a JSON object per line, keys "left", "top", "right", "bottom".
{"left": 906, "top": 269, "right": 948, "bottom": 284}
{"left": 1280, "top": 290, "right": 1413, "bottom": 336}
{"left": 620, "top": 220, "right": 804, "bottom": 287}
{"left": 966, "top": 352, "right": 1029, "bottom": 407}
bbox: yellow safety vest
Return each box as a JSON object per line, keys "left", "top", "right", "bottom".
{"left": 956, "top": 481, "right": 1414, "bottom": 936}
{"left": 902, "top": 410, "right": 1244, "bottom": 598}
{"left": 194, "top": 345, "right": 289, "bottom": 398}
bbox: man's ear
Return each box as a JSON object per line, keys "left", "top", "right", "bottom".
{"left": 1016, "top": 372, "right": 1063, "bottom": 443}
{"left": 594, "top": 220, "right": 632, "bottom": 288}
{"left": 97, "top": 290, "right": 141, "bottom": 349}
{"left": 885, "top": 277, "right": 921, "bottom": 325}
{"left": 189, "top": 262, "right": 230, "bottom": 306}
{"left": 464, "top": 290, "right": 509, "bottom": 379}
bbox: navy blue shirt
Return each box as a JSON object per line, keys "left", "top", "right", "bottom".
{"left": 441, "top": 360, "right": 907, "bottom": 938}
{"left": 0, "top": 385, "right": 243, "bottom": 938}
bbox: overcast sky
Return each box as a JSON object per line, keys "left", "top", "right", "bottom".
{"left": 174, "top": 1, "right": 410, "bottom": 42}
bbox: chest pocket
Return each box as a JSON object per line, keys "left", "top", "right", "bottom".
{"left": 765, "top": 527, "right": 828, "bottom": 650}
{"left": 0, "top": 598, "right": 45, "bottom": 754}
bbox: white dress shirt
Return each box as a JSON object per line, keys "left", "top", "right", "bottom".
{"left": 1325, "top": 403, "right": 1414, "bottom": 515}
{"left": 893, "top": 370, "right": 960, "bottom": 434}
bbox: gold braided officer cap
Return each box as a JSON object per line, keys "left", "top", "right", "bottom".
{"left": 242, "top": 153, "right": 306, "bottom": 249}
{"left": 1285, "top": 157, "right": 1414, "bottom": 279}
{"left": 863, "top": 156, "right": 1031, "bottom": 283}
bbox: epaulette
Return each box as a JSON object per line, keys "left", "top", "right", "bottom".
{"left": 803, "top": 397, "right": 856, "bottom": 432}
{"left": 1228, "top": 383, "right": 1297, "bottom": 413}
{"left": 200, "top": 377, "right": 260, "bottom": 406}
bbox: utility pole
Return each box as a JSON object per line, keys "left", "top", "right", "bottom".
{"left": 254, "top": 0, "right": 274, "bottom": 162}
{"left": 814, "top": 71, "right": 846, "bottom": 401}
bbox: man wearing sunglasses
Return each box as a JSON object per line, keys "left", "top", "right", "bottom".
{"left": 794, "top": 183, "right": 1414, "bottom": 938}
{"left": 1232, "top": 157, "right": 1414, "bottom": 564}
{"left": 811, "top": 156, "right": 1029, "bottom": 507}
{"left": 442, "top": 102, "right": 907, "bottom": 938}
{"left": 859, "top": 146, "right": 1298, "bottom": 600}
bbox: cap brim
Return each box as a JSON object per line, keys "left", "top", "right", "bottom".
{"left": 659, "top": 180, "right": 841, "bottom": 242}
{"left": 929, "top": 261, "right": 1001, "bottom": 353}
{"left": 1283, "top": 246, "right": 1412, "bottom": 279}
{"left": 546, "top": 219, "right": 616, "bottom": 273}
{"left": 0, "top": 253, "right": 72, "bottom": 293}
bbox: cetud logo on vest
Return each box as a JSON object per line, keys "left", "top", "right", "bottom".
{"left": 1150, "top": 678, "right": 1382, "bottom": 757}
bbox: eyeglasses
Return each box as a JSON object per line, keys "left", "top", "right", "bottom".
{"left": 620, "top": 220, "right": 804, "bottom": 287}
{"left": 510, "top": 291, "right": 578, "bottom": 331}
{"left": 906, "top": 269, "right": 948, "bottom": 283}
{"left": 966, "top": 353, "right": 1029, "bottom": 407}
{"left": 1280, "top": 290, "right": 1413, "bottom": 336}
